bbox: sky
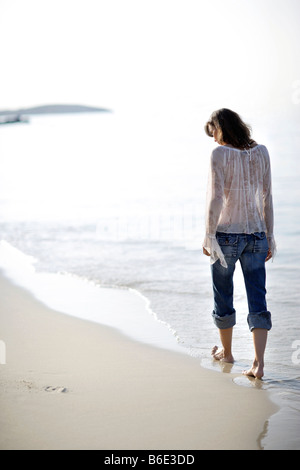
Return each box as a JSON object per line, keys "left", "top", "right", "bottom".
{"left": 0, "top": 0, "right": 300, "bottom": 222}
{"left": 0, "top": 0, "right": 300, "bottom": 120}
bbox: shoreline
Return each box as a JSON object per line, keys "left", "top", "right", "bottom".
{"left": 0, "top": 271, "right": 277, "bottom": 450}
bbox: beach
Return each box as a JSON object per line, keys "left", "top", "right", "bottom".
{"left": 0, "top": 112, "right": 299, "bottom": 451}
{"left": 0, "top": 272, "right": 277, "bottom": 451}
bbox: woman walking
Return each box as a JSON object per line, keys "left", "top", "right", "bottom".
{"left": 203, "top": 108, "right": 276, "bottom": 379}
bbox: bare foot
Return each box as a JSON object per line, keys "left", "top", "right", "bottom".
{"left": 211, "top": 345, "right": 234, "bottom": 363}
{"left": 243, "top": 360, "right": 264, "bottom": 380}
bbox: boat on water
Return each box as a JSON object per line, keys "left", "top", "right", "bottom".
{"left": 0, "top": 115, "right": 29, "bottom": 125}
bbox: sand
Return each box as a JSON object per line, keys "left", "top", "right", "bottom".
{"left": 0, "top": 272, "right": 277, "bottom": 450}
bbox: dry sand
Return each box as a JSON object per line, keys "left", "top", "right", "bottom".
{"left": 0, "top": 273, "right": 277, "bottom": 450}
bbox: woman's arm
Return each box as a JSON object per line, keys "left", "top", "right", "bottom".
{"left": 203, "top": 148, "right": 227, "bottom": 267}
{"left": 263, "top": 148, "right": 276, "bottom": 259}
{"left": 206, "top": 148, "right": 225, "bottom": 234}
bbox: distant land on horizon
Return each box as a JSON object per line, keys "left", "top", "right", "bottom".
{"left": 0, "top": 104, "right": 112, "bottom": 116}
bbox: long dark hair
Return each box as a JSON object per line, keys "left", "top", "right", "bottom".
{"left": 204, "top": 108, "right": 254, "bottom": 149}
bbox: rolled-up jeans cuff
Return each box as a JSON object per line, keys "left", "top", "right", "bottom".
{"left": 212, "top": 310, "right": 236, "bottom": 330}
{"left": 247, "top": 311, "right": 272, "bottom": 332}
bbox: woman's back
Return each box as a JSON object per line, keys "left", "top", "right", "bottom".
{"left": 215, "top": 144, "right": 272, "bottom": 234}
{"left": 204, "top": 142, "right": 276, "bottom": 266}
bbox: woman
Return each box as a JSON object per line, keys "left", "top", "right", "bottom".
{"left": 203, "top": 108, "right": 276, "bottom": 379}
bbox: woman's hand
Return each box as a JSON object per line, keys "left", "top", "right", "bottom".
{"left": 265, "top": 249, "right": 272, "bottom": 262}
{"left": 203, "top": 247, "right": 211, "bottom": 257}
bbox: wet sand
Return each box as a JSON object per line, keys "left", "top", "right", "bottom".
{"left": 0, "top": 273, "right": 276, "bottom": 450}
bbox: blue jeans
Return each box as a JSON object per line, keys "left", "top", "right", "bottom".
{"left": 211, "top": 232, "right": 272, "bottom": 332}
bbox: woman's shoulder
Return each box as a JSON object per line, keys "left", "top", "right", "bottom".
{"left": 211, "top": 145, "right": 227, "bottom": 156}
{"left": 256, "top": 143, "right": 268, "bottom": 152}
{"left": 211, "top": 146, "right": 227, "bottom": 164}
{"left": 253, "top": 144, "right": 270, "bottom": 158}
{"left": 213, "top": 143, "right": 269, "bottom": 153}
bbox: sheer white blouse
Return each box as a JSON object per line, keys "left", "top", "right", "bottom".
{"left": 203, "top": 144, "right": 276, "bottom": 268}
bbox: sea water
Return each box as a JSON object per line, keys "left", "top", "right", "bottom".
{"left": 0, "top": 111, "right": 299, "bottom": 449}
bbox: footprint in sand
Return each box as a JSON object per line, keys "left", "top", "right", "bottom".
{"left": 44, "top": 386, "right": 68, "bottom": 393}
